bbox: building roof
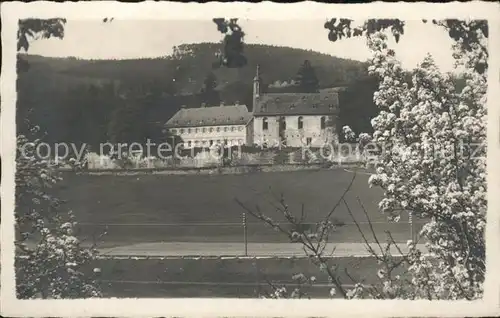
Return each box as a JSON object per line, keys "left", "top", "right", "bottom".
{"left": 253, "top": 92, "right": 339, "bottom": 116}
{"left": 165, "top": 104, "right": 252, "bottom": 128}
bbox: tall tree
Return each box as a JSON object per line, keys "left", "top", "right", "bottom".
{"left": 203, "top": 71, "right": 217, "bottom": 93}
{"left": 294, "top": 60, "right": 319, "bottom": 93}
{"left": 338, "top": 75, "right": 379, "bottom": 139}
{"left": 107, "top": 97, "right": 146, "bottom": 145}
{"left": 201, "top": 72, "right": 220, "bottom": 106}
{"left": 213, "top": 18, "right": 247, "bottom": 69}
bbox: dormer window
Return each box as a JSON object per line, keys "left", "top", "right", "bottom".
{"left": 290, "top": 104, "right": 295, "bottom": 109}
{"left": 329, "top": 104, "right": 334, "bottom": 109}
{"left": 312, "top": 103, "right": 318, "bottom": 109}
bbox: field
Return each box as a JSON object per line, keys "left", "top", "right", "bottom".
{"left": 93, "top": 256, "right": 406, "bottom": 298}
{"left": 58, "top": 168, "right": 421, "bottom": 245}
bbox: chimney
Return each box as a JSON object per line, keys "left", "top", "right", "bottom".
{"left": 201, "top": 102, "right": 206, "bottom": 108}
{"left": 220, "top": 101, "right": 225, "bottom": 107}
{"left": 235, "top": 100, "right": 240, "bottom": 106}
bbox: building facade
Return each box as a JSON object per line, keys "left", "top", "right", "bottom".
{"left": 165, "top": 104, "right": 252, "bottom": 149}
{"left": 251, "top": 66, "right": 339, "bottom": 148}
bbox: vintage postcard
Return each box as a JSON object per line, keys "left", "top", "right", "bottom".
{"left": 1, "top": 1, "right": 500, "bottom": 317}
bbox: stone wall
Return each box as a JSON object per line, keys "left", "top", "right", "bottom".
{"left": 83, "top": 146, "right": 369, "bottom": 171}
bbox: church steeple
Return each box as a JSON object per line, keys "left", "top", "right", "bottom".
{"left": 253, "top": 64, "right": 261, "bottom": 98}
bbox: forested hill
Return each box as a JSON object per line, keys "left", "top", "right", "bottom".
{"left": 21, "top": 43, "right": 367, "bottom": 94}
{"left": 17, "top": 43, "right": 374, "bottom": 149}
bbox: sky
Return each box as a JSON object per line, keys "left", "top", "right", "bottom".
{"left": 27, "top": 19, "right": 456, "bottom": 72}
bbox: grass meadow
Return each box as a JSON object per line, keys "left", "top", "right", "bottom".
{"left": 58, "top": 168, "right": 422, "bottom": 244}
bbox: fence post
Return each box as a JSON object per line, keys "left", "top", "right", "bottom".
{"left": 409, "top": 211, "right": 414, "bottom": 242}
{"left": 243, "top": 211, "right": 248, "bottom": 256}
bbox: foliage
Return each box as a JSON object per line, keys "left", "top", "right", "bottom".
{"left": 15, "top": 123, "right": 101, "bottom": 298}
{"left": 294, "top": 60, "right": 320, "bottom": 93}
{"left": 107, "top": 96, "right": 148, "bottom": 145}
{"left": 213, "top": 18, "right": 247, "bottom": 69}
{"left": 17, "top": 18, "right": 66, "bottom": 72}
{"left": 201, "top": 72, "right": 220, "bottom": 106}
{"left": 361, "top": 24, "right": 487, "bottom": 299}
{"left": 324, "top": 19, "right": 405, "bottom": 43}
{"left": 324, "top": 18, "right": 488, "bottom": 74}
{"left": 203, "top": 71, "right": 217, "bottom": 92}
{"left": 338, "top": 75, "right": 380, "bottom": 139}
{"left": 15, "top": 19, "right": 101, "bottom": 299}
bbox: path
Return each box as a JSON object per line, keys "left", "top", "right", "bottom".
{"left": 97, "top": 242, "right": 426, "bottom": 257}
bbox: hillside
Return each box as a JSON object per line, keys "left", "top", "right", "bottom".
{"left": 29, "top": 43, "right": 368, "bottom": 94}
{"left": 17, "top": 43, "right": 372, "bottom": 147}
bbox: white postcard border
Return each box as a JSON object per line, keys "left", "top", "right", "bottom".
{"left": 1, "top": 1, "right": 500, "bottom": 317}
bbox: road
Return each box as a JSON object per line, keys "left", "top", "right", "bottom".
{"left": 97, "top": 242, "right": 427, "bottom": 257}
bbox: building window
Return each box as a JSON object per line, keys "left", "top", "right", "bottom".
{"left": 224, "top": 127, "right": 228, "bottom": 132}
{"left": 195, "top": 128, "right": 199, "bottom": 133}
{"left": 263, "top": 117, "right": 269, "bottom": 131}
{"left": 188, "top": 128, "right": 192, "bottom": 134}
{"left": 231, "top": 126, "right": 235, "bottom": 132}
{"left": 209, "top": 127, "right": 214, "bottom": 133}
{"left": 217, "top": 127, "right": 221, "bottom": 132}
{"left": 238, "top": 126, "right": 243, "bottom": 131}
{"left": 180, "top": 128, "right": 185, "bottom": 134}
{"left": 210, "top": 140, "right": 214, "bottom": 146}
{"left": 202, "top": 127, "right": 206, "bottom": 133}
{"left": 298, "top": 116, "right": 303, "bottom": 130}
{"left": 306, "top": 138, "right": 312, "bottom": 146}
{"left": 171, "top": 129, "right": 177, "bottom": 134}
{"left": 188, "top": 141, "right": 192, "bottom": 147}
{"left": 320, "top": 116, "right": 326, "bottom": 130}
{"left": 281, "top": 117, "right": 286, "bottom": 130}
